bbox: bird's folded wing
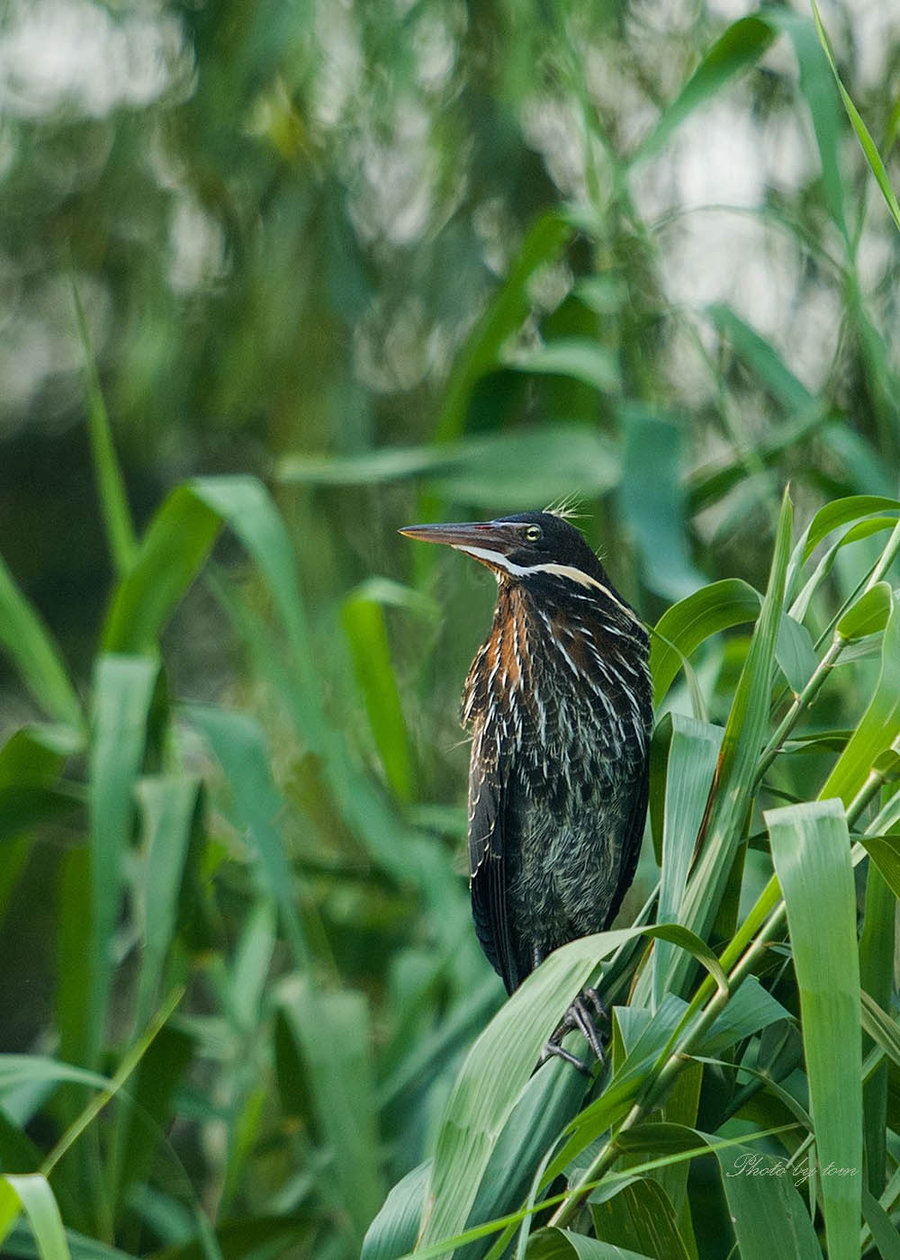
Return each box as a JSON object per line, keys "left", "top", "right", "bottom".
{"left": 468, "top": 765, "right": 519, "bottom": 994}
{"left": 605, "top": 758, "right": 650, "bottom": 929}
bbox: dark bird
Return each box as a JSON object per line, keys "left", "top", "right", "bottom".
{"left": 400, "top": 510, "right": 652, "bottom": 1065}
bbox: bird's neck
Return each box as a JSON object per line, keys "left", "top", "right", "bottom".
{"left": 462, "top": 577, "right": 650, "bottom": 738}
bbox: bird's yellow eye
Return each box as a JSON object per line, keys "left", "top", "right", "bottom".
{"left": 525, "top": 525, "right": 542, "bottom": 542}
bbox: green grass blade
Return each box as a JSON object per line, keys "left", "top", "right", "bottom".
{"left": 675, "top": 490, "right": 792, "bottom": 974}
{"left": 698, "top": 976, "right": 792, "bottom": 1058}
{"left": 620, "top": 412, "right": 703, "bottom": 601}
{"left": 434, "top": 212, "right": 573, "bottom": 441}
{"left": 280, "top": 978, "right": 385, "bottom": 1245}
{"left": 650, "top": 578, "right": 762, "bottom": 706}
{"left": 650, "top": 715, "right": 724, "bottom": 1006}
{"left": 861, "top": 1188, "right": 900, "bottom": 1260}
{"left": 859, "top": 861, "right": 894, "bottom": 1194}
{"left": 0, "top": 1175, "right": 71, "bottom": 1260}
{"left": 0, "top": 1059, "right": 111, "bottom": 1095}
{"left": 71, "top": 280, "right": 137, "bottom": 578}
{"left": 190, "top": 477, "right": 325, "bottom": 744}
{"left": 767, "top": 800, "right": 862, "bottom": 1260}
{"left": 708, "top": 305, "right": 816, "bottom": 414}
{"left": 634, "top": 16, "right": 776, "bottom": 162}
{"left": 134, "top": 776, "right": 201, "bottom": 1029}
{"left": 819, "top": 590, "right": 900, "bottom": 806}
{"left": 109, "top": 1024, "right": 194, "bottom": 1218}
{"left": 85, "top": 655, "right": 159, "bottom": 1065}
{"left": 278, "top": 427, "right": 620, "bottom": 508}
{"left": 0, "top": 553, "right": 83, "bottom": 728}
{"left": 809, "top": 0, "right": 900, "bottom": 234}
{"left": 859, "top": 833, "right": 900, "bottom": 900}
{"left": 186, "top": 706, "right": 309, "bottom": 971}
{"left": 342, "top": 590, "right": 414, "bottom": 802}
{"left": 767, "top": 10, "right": 847, "bottom": 242}
{"left": 505, "top": 339, "right": 619, "bottom": 394}
{"left": 859, "top": 992, "right": 900, "bottom": 1070}
{"left": 103, "top": 487, "right": 222, "bottom": 654}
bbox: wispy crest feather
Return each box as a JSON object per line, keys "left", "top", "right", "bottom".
{"left": 543, "top": 495, "right": 587, "bottom": 522}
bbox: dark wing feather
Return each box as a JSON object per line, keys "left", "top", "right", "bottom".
{"left": 467, "top": 758, "right": 520, "bottom": 994}
{"left": 603, "top": 758, "right": 650, "bottom": 928}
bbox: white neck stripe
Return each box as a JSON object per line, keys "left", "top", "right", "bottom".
{"left": 454, "top": 547, "right": 643, "bottom": 626}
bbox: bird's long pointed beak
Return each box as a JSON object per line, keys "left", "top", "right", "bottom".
{"left": 398, "top": 521, "right": 519, "bottom": 554}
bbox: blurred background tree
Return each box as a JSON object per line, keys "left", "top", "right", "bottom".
{"left": 0, "top": 0, "right": 898, "bottom": 1255}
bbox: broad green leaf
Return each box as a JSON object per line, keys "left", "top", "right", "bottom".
{"left": 0, "top": 553, "right": 82, "bottom": 729}
{"left": 697, "top": 976, "right": 792, "bottom": 1057}
{"left": 546, "top": 994, "right": 691, "bottom": 1181}
{"left": 859, "top": 834, "right": 900, "bottom": 901}
{"left": 467, "top": 1055, "right": 592, "bottom": 1260}
{"left": 280, "top": 978, "right": 384, "bottom": 1244}
{"left": 604, "top": 1125, "right": 819, "bottom": 1259}
{"left": 767, "top": 800, "right": 862, "bottom": 1260}
{"left": 504, "top": 339, "right": 619, "bottom": 394}
{"left": 364, "top": 1161, "right": 431, "bottom": 1260}
{"left": 85, "top": 654, "right": 159, "bottom": 1065}
{"left": 796, "top": 495, "right": 900, "bottom": 565}
{"left": 588, "top": 1177, "right": 690, "bottom": 1260}
{"left": 419, "top": 931, "right": 634, "bottom": 1251}
{"left": 650, "top": 579, "right": 762, "bottom": 706}
{"left": 526, "top": 1228, "right": 653, "bottom": 1259}
{"left": 819, "top": 590, "right": 900, "bottom": 805}
{"left": 634, "top": 16, "right": 776, "bottom": 162}
{"left": 835, "top": 582, "right": 892, "bottom": 642}
{"left": 789, "top": 517, "right": 899, "bottom": 622}
{"left": 776, "top": 614, "right": 818, "bottom": 694}
{"left": 0, "top": 784, "right": 81, "bottom": 846}
{"left": 620, "top": 412, "right": 703, "bottom": 602}
{"left": 0, "top": 1175, "right": 70, "bottom": 1260}
{"left": 711, "top": 1142, "right": 820, "bottom": 1260}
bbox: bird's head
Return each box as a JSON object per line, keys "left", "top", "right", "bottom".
{"left": 399, "top": 511, "right": 609, "bottom": 589}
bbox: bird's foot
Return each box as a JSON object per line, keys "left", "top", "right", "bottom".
{"left": 539, "top": 986, "right": 608, "bottom": 1074}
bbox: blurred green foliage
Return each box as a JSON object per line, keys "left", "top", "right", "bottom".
{"left": 0, "top": 0, "right": 899, "bottom": 1256}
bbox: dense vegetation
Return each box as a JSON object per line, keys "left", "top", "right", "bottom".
{"left": 0, "top": 0, "right": 899, "bottom": 1257}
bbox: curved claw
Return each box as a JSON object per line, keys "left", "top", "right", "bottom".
{"left": 542, "top": 988, "right": 609, "bottom": 1071}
